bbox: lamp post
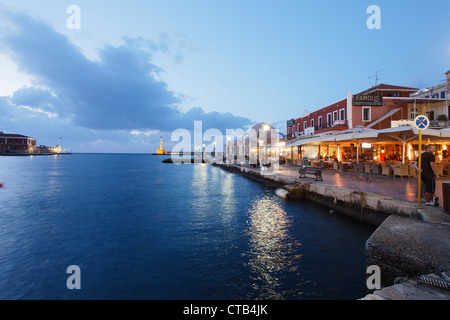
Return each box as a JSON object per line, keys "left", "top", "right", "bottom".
{"left": 262, "top": 124, "right": 270, "bottom": 166}
{"left": 202, "top": 144, "right": 205, "bottom": 163}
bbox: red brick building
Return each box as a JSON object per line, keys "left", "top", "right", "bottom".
{"left": 287, "top": 84, "right": 420, "bottom": 139}
{"left": 0, "top": 132, "right": 37, "bottom": 153}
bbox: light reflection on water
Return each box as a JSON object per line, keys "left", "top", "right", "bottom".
{"left": 244, "top": 194, "right": 302, "bottom": 299}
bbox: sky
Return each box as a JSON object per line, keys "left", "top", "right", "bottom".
{"left": 0, "top": 0, "right": 449, "bottom": 153}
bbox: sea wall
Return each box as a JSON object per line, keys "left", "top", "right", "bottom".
{"left": 219, "top": 163, "right": 402, "bottom": 226}
{"left": 366, "top": 215, "right": 450, "bottom": 287}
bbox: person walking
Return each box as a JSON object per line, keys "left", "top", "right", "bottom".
{"left": 420, "top": 144, "right": 440, "bottom": 206}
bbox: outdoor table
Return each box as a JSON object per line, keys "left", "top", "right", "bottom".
{"left": 342, "top": 161, "right": 353, "bottom": 169}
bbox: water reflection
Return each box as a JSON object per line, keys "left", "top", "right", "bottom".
{"left": 191, "top": 164, "right": 209, "bottom": 198}
{"left": 219, "top": 172, "right": 236, "bottom": 223}
{"left": 244, "top": 194, "right": 302, "bottom": 299}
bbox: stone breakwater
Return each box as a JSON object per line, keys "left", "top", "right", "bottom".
{"left": 217, "top": 163, "right": 450, "bottom": 299}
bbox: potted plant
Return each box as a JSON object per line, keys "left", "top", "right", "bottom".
{"left": 437, "top": 114, "right": 448, "bottom": 127}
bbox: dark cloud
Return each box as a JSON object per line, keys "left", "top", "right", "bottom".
{"left": 0, "top": 7, "right": 252, "bottom": 133}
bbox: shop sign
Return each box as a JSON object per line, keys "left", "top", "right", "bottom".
{"left": 305, "top": 127, "right": 314, "bottom": 136}
{"left": 353, "top": 94, "right": 383, "bottom": 106}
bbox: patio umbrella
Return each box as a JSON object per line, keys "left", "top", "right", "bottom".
{"left": 318, "top": 126, "right": 377, "bottom": 163}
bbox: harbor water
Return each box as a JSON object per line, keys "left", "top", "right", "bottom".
{"left": 0, "top": 154, "right": 375, "bottom": 300}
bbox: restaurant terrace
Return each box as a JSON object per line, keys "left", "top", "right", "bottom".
{"left": 279, "top": 125, "right": 450, "bottom": 178}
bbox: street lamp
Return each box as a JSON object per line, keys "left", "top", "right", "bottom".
{"left": 202, "top": 144, "right": 206, "bottom": 162}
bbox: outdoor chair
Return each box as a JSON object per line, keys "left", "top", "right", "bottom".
{"left": 333, "top": 161, "right": 338, "bottom": 170}
{"left": 444, "top": 164, "right": 450, "bottom": 176}
{"left": 357, "top": 164, "right": 365, "bottom": 173}
{"left": 435, "top": 166, "right": 444, "bottom": 177}
{"left": 338, "top": 162, "right": 349, "bottom": 172}
{"left": 381, "top": 165, "right": 392, "bottom": 177}
{"left": 371, "top": 163, "right": 381, "bottom": 175}
{"left": 409, "top": 165, "right": 417, "bottom": 178}
{"left": 364, "top": 164, "right": 371, "bottom": 174}
{"left": 393, "top": 164, "right": 410, "bottom": 179}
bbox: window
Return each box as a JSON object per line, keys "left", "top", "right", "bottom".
{"left": 362, "top": 107, "right": 371, "bottom": 122}
{"left": 442, "top": 91, "right": 446, "bottom": 99}
{"left": 333, "top": 111, "right": 338, "bottom": 125}
{"left": 292, "top": 125, "right": 295, "bottom": 133}
{"left": 311, "top": 119, "right": 314, "bottom": 128}
{"left": 410, "top": 108, "right": 418, "bottom": 120}
{"left": 339, "top": 108, "right": 345, "bottom": 121}
{"left": 426, "top": 111, "right": 435, "bottom": 121}
{"left": 298, "top": 124, "right": 301, "bottom": 132}
{"left": 287, "top": 127, "right": 290, "bottom": 135}
{"left": 327, "top": 113, "right": 332, "bottom": 127}
{"left": 304, "top": 121, "right": 307, "bottom": 129}
{"left": 318, "top": 116, "right": 323, "bottom": 129}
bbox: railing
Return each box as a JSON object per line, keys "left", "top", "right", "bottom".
{"left": 287, "top": 120, "right": 349, "bottom": 138}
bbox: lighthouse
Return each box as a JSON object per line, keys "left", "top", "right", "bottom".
{"left": 156, "top": 137, "right": 166, "bottom": 155}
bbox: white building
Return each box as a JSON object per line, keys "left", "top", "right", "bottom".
{"left": 410, "top": 70, "right": 450, "bottom": 100}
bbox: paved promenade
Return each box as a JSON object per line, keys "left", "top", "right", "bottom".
{"left": 224, "top": 162, "right": 450, "bottom": 223}
{"left": 275, "top": 164, "right": 450, "bottom": 206}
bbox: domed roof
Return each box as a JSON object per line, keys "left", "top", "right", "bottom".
{"left": 250, "top": 122, "right": 274, "bottom": 132}
{"left": 241, "top": 122, "right": 275, "bottom": 140}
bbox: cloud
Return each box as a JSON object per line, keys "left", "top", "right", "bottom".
{"left": 0, "top": 7, "right": 252, "bottom": 135}
{"left": 130, "top": 130, "right": 160, "bottom": 136}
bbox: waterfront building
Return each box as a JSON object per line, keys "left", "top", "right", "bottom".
{"left": 38, "top": 145, "right": 62, "bottom": 154}
{"left": 283, "top": 71, "right": 450, "bottom": 164}
{"left": 286, "top": 84, "right": 420, "bottom": 140}
{"left": 408, "top": 70, "right": 450, "bottom": 123}
{"left": 0, "top": 132, "right": 37, "bottom": 153}
{"left": 225, "top": 122, "right": 280, "bottom": 166}
{"left": 411, "top": 71, "right": 450, "bottom": 100}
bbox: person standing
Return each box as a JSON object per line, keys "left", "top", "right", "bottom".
{"left": 420, "top": 144, "right": 440, "bottom": 206}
